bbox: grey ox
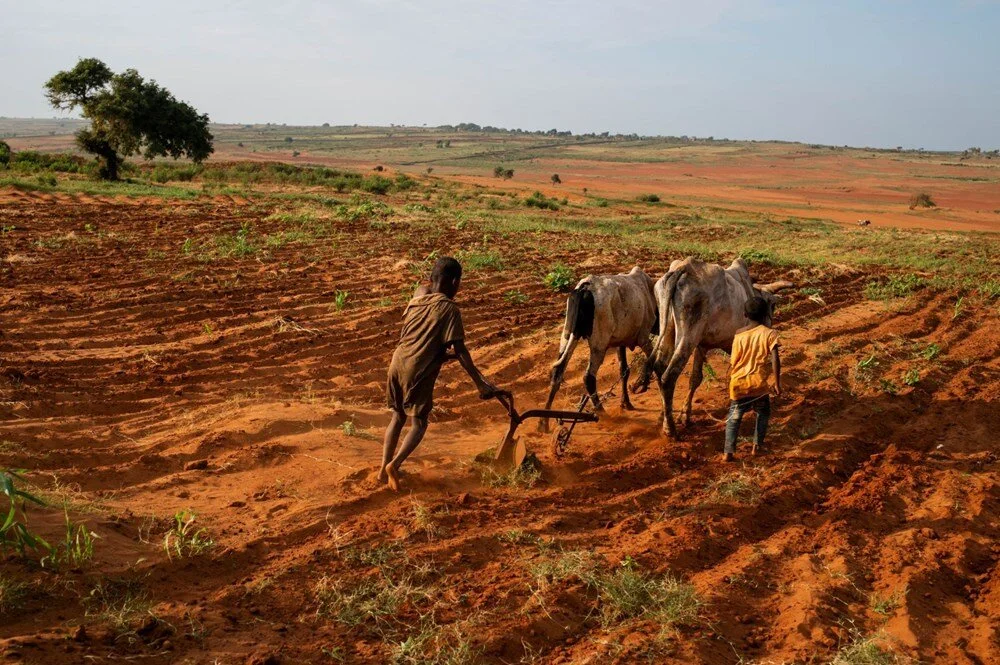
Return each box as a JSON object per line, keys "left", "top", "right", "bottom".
{"left": 636, "top": 257, "right": 793, "bottom": 439}
{"left": 539, "top": 266, "right": 658, "bottom": 432}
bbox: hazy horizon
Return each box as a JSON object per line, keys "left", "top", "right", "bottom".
{"left": 5, "top": 1, "right": 999, "bottom": 151}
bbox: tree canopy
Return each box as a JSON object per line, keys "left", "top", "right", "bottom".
{"left": 44, "top": 58, "right": 213, "bottom": 180}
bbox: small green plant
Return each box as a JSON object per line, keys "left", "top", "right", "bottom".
{"left": 163, "top": 509, "right": 214, "bottom": 559}
{"left": 543, "top": 263, "right": 574, "bottom": 292}
{"left": 952, "top": 296, "right": 965, "bottom": 320}
{"left": 0, "top": 470, "right": 51, "bottom": 557}
{"left": 503, "top": 289, "right": 529, "bottom": 305}
{"left": 42, "top": 511, "right": 98, "bottom": 568}
{"left": 636, "top": 193, "right": 660, "bottom": 203}
{"left": 908, "top": 192, "right": 936, "bottom": 209}
{"left": 857, "top": 354, "right": 879, "bottom": 372}
{"left": 903, "top": 369, "right": 920, "bottom": 386}
{"left": 879, "top": 379, "right": 899, "bottom": 395}
{"left": 333, "top": 290, "right": 350, "bottom": 311}
{"left": 920, "top": 342, "right": 941, "bottom": 361}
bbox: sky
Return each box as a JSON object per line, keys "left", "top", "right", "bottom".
{"left": 3, "top": 0, "right": 998, "bottom": 150}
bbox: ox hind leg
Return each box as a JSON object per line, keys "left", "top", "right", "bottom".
{"left": 540, "top": 336, "right": 580, "bottom": 433}
{"left": 683, "top": 347, "right": 706, "bottom": 429}
{"left": 585, "top": 345, "right": 609, "bottom": 412}
{"left": 659, "top": 335, "right": 698, "bottom": 440}
{"left": 617, "top": 347, "right": 635, "bottom": 411}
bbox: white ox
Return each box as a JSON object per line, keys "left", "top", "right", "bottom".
{"left": 637, "top": 257, "right": 793, "bottom": 439}
{"left": 540, "top": 266, "right": 658, "bottom": 432}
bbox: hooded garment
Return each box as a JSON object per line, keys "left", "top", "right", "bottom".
{"left": 386, "top": 292, "right": 465, "bottom": 417}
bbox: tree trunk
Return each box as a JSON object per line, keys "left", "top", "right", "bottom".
{"left": 98, "top": 149, "right": 119, "bottom": 181}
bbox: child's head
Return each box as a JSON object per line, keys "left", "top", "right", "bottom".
{"left": 744, "top": 296, "right": 769, "bottom": 324}
{"left": 430, "top": 256, "right": 462, "bottom": 297}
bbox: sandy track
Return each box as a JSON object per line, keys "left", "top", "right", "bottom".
{"left": 0, "top": 198, "right": 996, "bottom": 663}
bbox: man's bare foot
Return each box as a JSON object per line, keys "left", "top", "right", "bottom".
{"left": 721, "top": 452, "right": 735, "bottom": 463}
{"left": 384, "top": 464, "right": 400, "bottom": 491}
{"left": 376, "top": 470, "right": 388, "bottom": 484}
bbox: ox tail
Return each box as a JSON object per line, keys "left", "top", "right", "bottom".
{"left": 549, "top": 285, "right": 593, "bottom": 382}
{"left": 566, "top": 285, "right": 595, "bottom": 339}
{"left": 647, "top": 267, "right": 685, "bottom": 378}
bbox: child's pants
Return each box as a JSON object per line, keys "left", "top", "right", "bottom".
{"left": 724, "top": 395, "right": 771, "bottom": 454}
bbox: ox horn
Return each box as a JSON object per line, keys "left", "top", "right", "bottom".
{"left": 754, "top": 280, "right": 795, "bottom": 293}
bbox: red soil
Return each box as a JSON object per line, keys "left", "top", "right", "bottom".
{"left": 0, "top": 194, "right": 997, "bottom": 663}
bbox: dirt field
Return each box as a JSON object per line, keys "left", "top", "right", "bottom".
{"left": 0, "top": 168, "right": 998, "bottom": 664}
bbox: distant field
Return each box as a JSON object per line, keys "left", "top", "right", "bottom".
{"left": 5, "top": 117, "right": 998, "bottom": 233}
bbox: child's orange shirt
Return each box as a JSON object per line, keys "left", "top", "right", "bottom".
{"left": 729, "top": 325, "right": 780, "bottom": 400}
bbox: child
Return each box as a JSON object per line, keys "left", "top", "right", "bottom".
{"left": 724, "top": 296, "right": 782, "bottom": 462}
{"left": 380, "top": 256, "right": 505, "bottom": 490}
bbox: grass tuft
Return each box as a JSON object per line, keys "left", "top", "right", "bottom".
{"left": 708, "top": 471, "right": 761, "bottom": 504}
{"left": 832, "top": 632, "right": 900, "bottom": 665}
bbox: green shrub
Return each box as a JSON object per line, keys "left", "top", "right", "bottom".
{"left": 524, "top": 191, "right": 559, "bottom": 210}
{"left": 360, "top": 175, "right": 393, "bottom": 195}
{"left": 909, "top": 192, "right": 936, "bottom": 209}
{"left": 543, "top": 263, "right": 575, "bottom": 291}
{"left": 636, "top": 193, "right": 660, "bottom": 203}
{"left": 0, "top": 141, "right": 10, "bottom": 167}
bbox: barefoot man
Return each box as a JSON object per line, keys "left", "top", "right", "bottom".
{"left": 380, "top": 256, "right": 506, "bottom": 491}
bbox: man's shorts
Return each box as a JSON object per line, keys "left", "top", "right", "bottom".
{"left": 386, "top": 369, "right": 435, "bottom": 419}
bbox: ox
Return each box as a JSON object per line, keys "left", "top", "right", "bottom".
{"left": 540, "top": 266, "right": 658, "bottom": 432}
{"left": 638, "top": 257, "right": 793, "bottom": 439}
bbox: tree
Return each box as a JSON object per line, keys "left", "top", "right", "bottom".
{"left": 493, "top": 165, "right": 505, "bottom": 178}
{"left": 502, "top": 169, "right": 514, "bottom": 180}
{"left": 550, "top": 173, "right": 561, "bottom": 185}
{"left": 44, "top": 58, "right": 212, "bottom": 180}
{"left": 0, "top": 141, "right": 10, "bottom": 167}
